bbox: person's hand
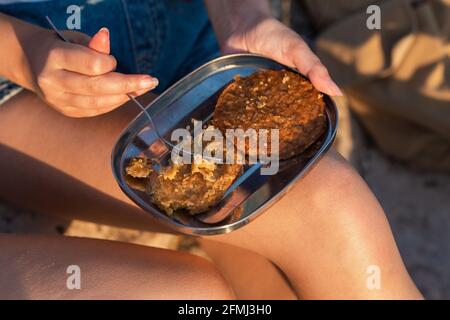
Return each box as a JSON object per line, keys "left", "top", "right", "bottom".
{"left": 26, "top": 28, "right": 158, "bottom": 118}
{"left": 219, "top": 16, "right": 342, "bottom": 97}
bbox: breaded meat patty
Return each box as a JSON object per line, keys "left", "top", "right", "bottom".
{"left": 213, "top": 69, "right": 327, "bottom": 160}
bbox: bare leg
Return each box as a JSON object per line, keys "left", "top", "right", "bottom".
{"left": 212, "top": 150, "right": 422, "bottom": 299}
{"left": 0, "top": 233, "right": 233, "bottom": 299}
{"left": 0, "top": 91, "right": 422, "bottom": 299}
{"left": 0, "top": 90, "right": 171, "bottom": 232}
{"left": 0, "top": 90, "right": 296, "bottom": 299}
{"left": 201, "top": 239, "right": 297, "bottom": 300}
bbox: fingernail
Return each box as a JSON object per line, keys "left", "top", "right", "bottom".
{"left": 99, "top": 27, "right": 109, "bottom": 36}
{"left": 326, "top": 79, "right": 343, "bottom": 96}
{"left": 140, "top": 76, "right": 159, "bottom": 88}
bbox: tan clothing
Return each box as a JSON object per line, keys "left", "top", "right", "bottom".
{"left": 302, "top": 0, "right": 450, "bottom": 171}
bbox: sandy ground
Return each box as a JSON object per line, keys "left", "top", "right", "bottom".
{"left": 1, "top": 96, "right": 449, "bottom": 299}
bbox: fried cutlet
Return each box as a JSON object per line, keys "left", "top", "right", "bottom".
{"left": 213, "top": 69, "right": 327, "bottom": 160}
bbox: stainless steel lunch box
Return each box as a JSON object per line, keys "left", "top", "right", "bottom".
{"left": 111, "top": 54, "right": 338, "bottom": 235}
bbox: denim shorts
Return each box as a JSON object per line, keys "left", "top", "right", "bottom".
{"left": 0, "top": 0, "right": 220, "bottom": 104}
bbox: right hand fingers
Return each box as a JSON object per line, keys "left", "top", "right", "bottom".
{"left": 51, "top": 28, "right": 111, "bottom": 75}
{"left": 52, "top": 70, "right": 158, "bottom": 95}
{"left": 60, "top": 87, "right": 153, "bottom": 110}
{"left": 61, "top": 92, "right": 130, "bottom": 110}
{"left": 49, "top": 87, "right": 153, "bottom": 118}
{"left": 49, "top": 40, "right": 117, "bottom": 75}
{"left": 39, "top": 28, "right": 158, "bottom": 117}
{"left": 60, "top": 30, "right": 92, "bottom": 46}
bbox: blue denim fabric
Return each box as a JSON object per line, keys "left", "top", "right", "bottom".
{"left": 0, "top": 0, "right": 220, "bottom": 101}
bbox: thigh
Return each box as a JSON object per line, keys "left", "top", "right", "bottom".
{"left": 212, "top": 150, "right": 422, "bottom": 299}
{"left": 0, "top": 90, "right": 171, "bottom": 232}
{"left": 0, "top": 233, "right": 233, "bottom": 299}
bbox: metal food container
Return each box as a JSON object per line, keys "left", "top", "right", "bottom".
{"left": 111, "top": 54, "right": 338, "bottom": 235}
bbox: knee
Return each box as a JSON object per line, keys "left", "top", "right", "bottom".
{"left": 302, "top": 150, "right": 388, "bottom": 236}
{"left": 304, "top": 150, "right": 377, "bottom": 209}
{"left": 212, "top": 150, "right": 387, "bottom": 257}
{"left": 263, "top": 149, "right": 388, "bottom": 239}
{"left": 174, "top": 254, "right": 235, "bottom": 300}
{"left": 310, "top": 149, "right": 363, "bottom": 193}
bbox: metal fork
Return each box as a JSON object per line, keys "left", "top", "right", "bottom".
{"left": 45, "top": 16, "right": 176, "bottom": 160}
{"left": 45, "top": 16, "right": 261, "bottom": 220}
